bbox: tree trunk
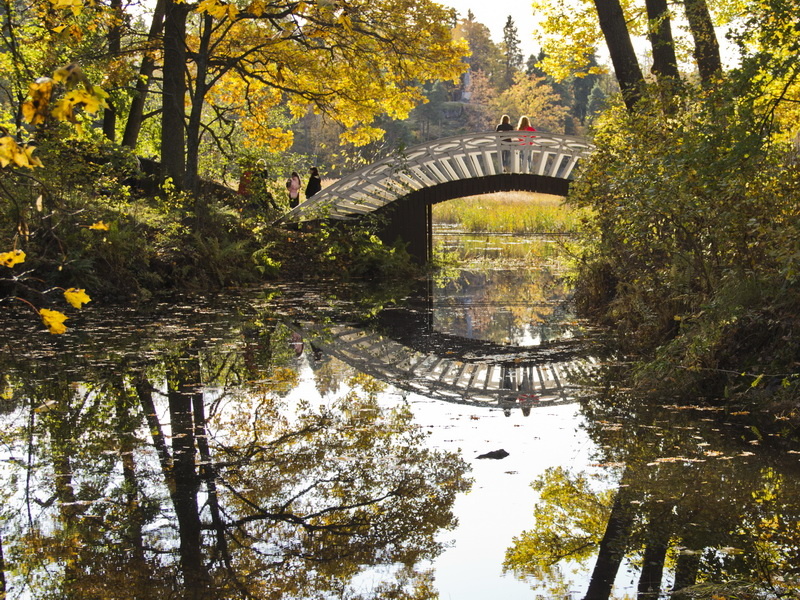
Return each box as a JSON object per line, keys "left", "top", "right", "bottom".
{"left": 682, "top": 0, "right": 722, "bottom": 84}
{"left": 161, "top": 0, "right": 188, "bottom": 185}
{"left": 644, "top": 0, "right": 680, "bottom": 84}
{"left": 121, "top": 0, "right": 166, "bottom": 149}
{"left": 0, "top": 530, "right": 6, "bottom": 599}
{"left": 115, "top": 384, "right": 149, "bottom": 592}
{"left": 583, "top": 467, "right": 640, "bottom": 600}
{"left": 168, "top": 370, "right": 205, "bottom": 598}
{"left": 138, "top": 362, "right": 210, "bottom": 599}
{"left": 636, "top": 506, "right": 673, "bottom": 599}
{"left": 102, "top": 0, "right": 121, "bottom": 141}
{"left": 592, "top": 0, "right": 646, "bottom": 112}
{"left": 184, "top": 12, "right": 213, "bottom": 194}
{"left": 135, "top": 373, "right": 174, "bottom": 481}
{"left": 191, "top": 387, "right": 230, "bottom": 562}
{"left": 672, "top": 532, "right": 702, "bottom": 593}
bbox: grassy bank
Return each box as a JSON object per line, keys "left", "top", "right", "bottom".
{"left": 432, "top": 192, "right": 587, "bottom": 234}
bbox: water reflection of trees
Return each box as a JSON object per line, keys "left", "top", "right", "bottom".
{"left": 505, "top": 372, "right": 800, "bottom": 599}
{"left": 0, "top": 302, "right": 470, "bottom": 599}
{"left": 433, "top": 267, "right": 572, "bottom": 344}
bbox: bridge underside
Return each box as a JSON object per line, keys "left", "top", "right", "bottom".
{"left": 374, "top": 173, "right": 571, "bottom": 263}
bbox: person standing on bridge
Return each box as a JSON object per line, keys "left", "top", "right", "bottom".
{"left": 286, "top": 171, "right": 302, "bottom": 208}
{"left": 516, "top": 116, "right": 537, "bottom": 172}
{"left": 305, "top": 166, "right": 322, "bottom": 199}
{"left": 496, "top": 114, "right": 514, "bottom": 171}
{"left": 516, "top": 115, "right": 536, "bottom": 132}
{"left": 496, "top": 114, "right": 514, "bottom": 132}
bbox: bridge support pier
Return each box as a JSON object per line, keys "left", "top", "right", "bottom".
{"left": 374, "top": 195, "right": 432, "bottom": 264}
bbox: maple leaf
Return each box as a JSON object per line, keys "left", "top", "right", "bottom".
{"left": 0, "top": 137, "right": 19, "bottom": 167}
{"left": 23, "top": 147, "right": 43, "bottom": 168}
{"left": 246, "top": 0, "right": 264, "bottom": 15}
{"left": 0, "top": 249, "right": 25, "bottom": 268}
{"left": 22, "top": 78, "right": 54, "bottom": 125}
{"left": 53, "top": 63, "right": 90, "bottom": 88}
{"left": 51, "top": 99, "right": 74, "bottom": 121}
{"left": 63, "top": 288, "right": 91, "bottom": 309}
{"left": 0, "top": 137, "right": 40, "bottom": 169}
{"left": 39, "top": 308, "right": 68, "bottom": 334}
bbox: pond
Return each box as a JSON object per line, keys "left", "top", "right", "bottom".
{"left": 2, "top": 230, "right": 799, "bottom": 599}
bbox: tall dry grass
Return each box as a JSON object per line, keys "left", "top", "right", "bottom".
{"left": 432, "top": 192, "right": 586, "bottom": 234}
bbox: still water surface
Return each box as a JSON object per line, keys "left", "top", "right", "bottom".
{"left": 2, "top": 232, "right": 799, "bottom": 599}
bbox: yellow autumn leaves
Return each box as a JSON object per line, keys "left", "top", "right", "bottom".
{"left": 22, "top": 64, "right": 108, "bottom": 128}
{"left": 3, "top": 64, "right": 107, "bottom": 171}
{"left": 38, "top": 308, "right": 69, "bottom": 334}
{"left": 0, "top": 136, "right": 42, "bottom": 169}
{"left": 197, "top": 0, "right": 239, "bottom": 20}
{"left": 1, "top": 64, "right": 106, "bottom": 334}
{"left": 2, "top": 252, "right": 92, "bottom": 334}
{"left": 64, "top": 287, "right": 91, "bottom": 308}
{"left": 39, "top": 288, "right": 92, "bottom": 334}
{"left": 0, "top": 249, "right": 26, "bottom": 268}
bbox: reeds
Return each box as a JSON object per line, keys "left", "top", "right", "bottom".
{"left": 432, "top": 192, "right": 586, "bottom": 234}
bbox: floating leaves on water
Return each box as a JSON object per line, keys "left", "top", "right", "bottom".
{"left": 647, "top": 456, "right": 707, "bottom": 466}
{"left": 589, "top": 461, "right": 626, "bottom": 470}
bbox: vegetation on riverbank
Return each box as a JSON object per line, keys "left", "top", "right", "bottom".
{"left": 0, "top": 141, "right": 418, "bottom": 303}
{"left": 569, "top": 82, "right": 800, "bottom": 410}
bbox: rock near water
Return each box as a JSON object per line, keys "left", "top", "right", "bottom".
{"left": 476, "top": 449, "right": 509, "bottom": 460}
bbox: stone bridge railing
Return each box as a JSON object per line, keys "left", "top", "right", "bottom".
{"left": 278, "top": 130, "right": 594, "bottom": 223}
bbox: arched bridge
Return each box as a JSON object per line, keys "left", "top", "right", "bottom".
{"left": 279, "top": 131, "right": 595, "bottom": 262}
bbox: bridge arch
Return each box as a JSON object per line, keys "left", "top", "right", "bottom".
{"left": 289, "top": 311, "right": 596, "bottom": 411}
{"left": 280, "top": 131, "right": 594, "bottom": 261}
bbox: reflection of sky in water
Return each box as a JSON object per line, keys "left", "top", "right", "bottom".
{"left": 292, "top": 354, "right": 611, "bottom": 600}
{"left": 418, "top": 398, "right": 600, "bottom": 600}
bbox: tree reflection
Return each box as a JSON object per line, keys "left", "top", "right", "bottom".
{"left": 505, "top": 376, "right": 800, "bottom": 599}
{"left": 432, "top": 266, "right": 572, "bottom": 345}
{"left": 0, "top": 303, "right": 471, "bottom": 599}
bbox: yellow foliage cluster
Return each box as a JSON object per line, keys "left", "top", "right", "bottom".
{"left": 2, "top": 248, "right": 93, "bottom": 334}
{"left": 0, "top": 137, "right": 42, "bottom": 169}
{"left": 2, "top": 64, "right": 107, "bottom": 334}
{"left": 0, "top": 249, "right": 26, "bottom": 268}
{"left": 49, "top": 0, "right": 83, "bottom": 16}
{"left": 530, "top": 0, "right": 607, "bottom": 80}
{"left": 197, "top": 0, "right": 239, "bottom": 20}
{"left": 22, "top": 64, "right": 108, "bottom": 128}
{"left": 190, "top": 0, "right": 468, "bottom": 150}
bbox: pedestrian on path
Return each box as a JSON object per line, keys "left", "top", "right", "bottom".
{"left": 286, "top": 171, "right": 302, "bottom": 208}
{"left": 305, "top": 167, "right": 322, "bottom": 199}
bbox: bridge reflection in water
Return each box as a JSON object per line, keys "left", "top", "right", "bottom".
{"left": 290, "top": 283, "right": 597, "bottom": 414}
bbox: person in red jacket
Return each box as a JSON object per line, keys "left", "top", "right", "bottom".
{"left": 516, "top": 116, "right": 537, "bottom": 171}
